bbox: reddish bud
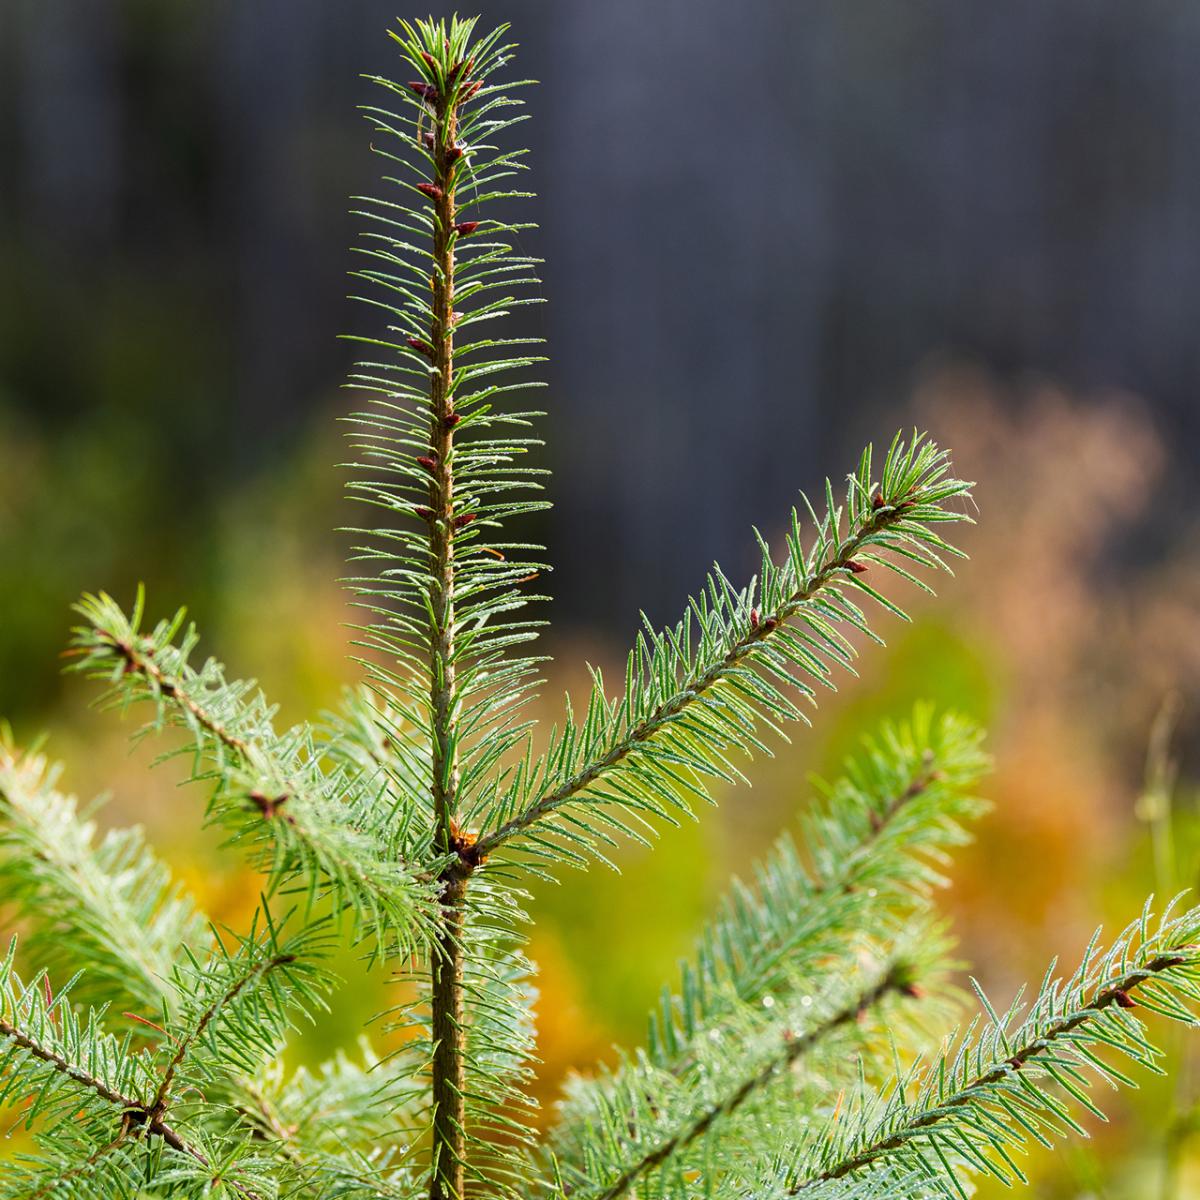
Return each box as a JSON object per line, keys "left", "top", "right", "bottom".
{"left": 900, "top": 982, "right": 924, "bottom": 1000}
{"left": 460, "top": 80, "right": 483, "bottom": 100}
{"left": 415, "top": 182, "right": 443, "bottom": 201}
{"left": 413, "top": 506, "right": 434, "bottom": 521}
{"left": 421, "top": 130, "right": 436, "bottom": 150}
{"left": 444, "top": 412, "right": 462, "bottom": 428}
{"left": 250, "top": 791, "right": 291, "bottom": 822}
{"left": 416, "top": 455, "right": 437, "bottom": 472}
{"left": 1005, "top": 1056, "right": 1024, "bottom": 1072}
{"left": 872, "top": 491, "right": 886, "bottom": 510}
{"left": 1113, "top": 989, "right": 1137, "bottom": 1009}
{"left": 762, "top": 616, "right": 778, "bottom": 632}
{"left": 407, "top": 81, "right": 438, "bottom": 103}
{"left": 406, "top": 336, "right": 435, "bottom": 358}
{"left": 453, "top": 220, "right": 479, "bottom": 237}
{"left": 453, "top": 512, "right": 477, "bottom": 529}
{"left": 749, "top": 608, "right": 760, "bottom": 630}
{"left": 846, "top": 559, "right": 869, "bottom": 574}
{"left": 446, "top": 143, "right": 465, "bottom": 163}
{"left": 420, "top": 50, "right": 437, "bottom": 72}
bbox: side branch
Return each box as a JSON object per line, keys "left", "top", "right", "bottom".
{"left": 0, "top": 1016, "right": 135, "bottom": 1112}
{"left": 0, "top": 1017, "right": 259, "bottom": 1198}
{"left": 789, "top": 952, "right": 1194, "bottom": 1193}
{"left": 71, "top": 600, "right": 440, "bottom": 952}
{"left": 102, "top": 629, "right": 425, "bottom": 876}
{"left": 708, "top": 759, "right": 947, "bottom": 1014}
{"left": 148, "top": 951, "right": 296, "bottom": 1119}
{"left": 477, "top": 497, "right": 938, "bottom": 859}
{"left": 592, "top": 968, "right": 913, "bottom": 1200}
{"left": 26, "top": 1125, "right": 134, "bottom": 1200}
{"left": 101, "top": 630, "right": 250, "bottom": 758}
{"left": 0, "top": 734, "right": 210, "bottom": 1015}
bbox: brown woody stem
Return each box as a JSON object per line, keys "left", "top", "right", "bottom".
{"left": 423, "top": 70, "right": 474, "bottom": 1200}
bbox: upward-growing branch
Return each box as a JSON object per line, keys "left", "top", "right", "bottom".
{"left": 478, "top": 436, "right": 973, "bottom": 871}
{"left": 476, "top": 501, "right": 914, "bottom": 856}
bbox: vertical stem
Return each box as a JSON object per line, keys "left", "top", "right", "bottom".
{"left": 426, "top": 84, "right": 470, "bottom": 1200}
{"left": 430, "top": 870, "right": 467, "bottom": 1199}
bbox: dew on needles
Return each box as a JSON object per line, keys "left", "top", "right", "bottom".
{"left": 0, "top": 14, "right": 1198, "bottom": 1200}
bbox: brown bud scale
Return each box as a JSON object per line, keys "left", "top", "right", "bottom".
{"left": 250, "top": 791, "right": 293, "bottom": 824}
{"left": 407, "top": 81, "right": 438, "bottom": 103}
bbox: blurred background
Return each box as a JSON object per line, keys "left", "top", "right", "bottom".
{"left": 2, "top": 2, "right": 1200, "bottom": 1194}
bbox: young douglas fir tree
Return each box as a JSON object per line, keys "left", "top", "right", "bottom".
{"left": 1, "top": 14, "right": 1199, "bottom": 1200}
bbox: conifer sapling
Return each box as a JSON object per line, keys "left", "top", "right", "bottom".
{"left": 1, "top": 15, "right": 1198, "bottom": 1200}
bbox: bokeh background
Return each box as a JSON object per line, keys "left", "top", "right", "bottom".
{"left": 3, "top": 2, "right": 1200, "bottom": 1194}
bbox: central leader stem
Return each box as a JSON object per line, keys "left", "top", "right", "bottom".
{"left": 425, "top": 84, "right": 470, "bottom": 1200}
